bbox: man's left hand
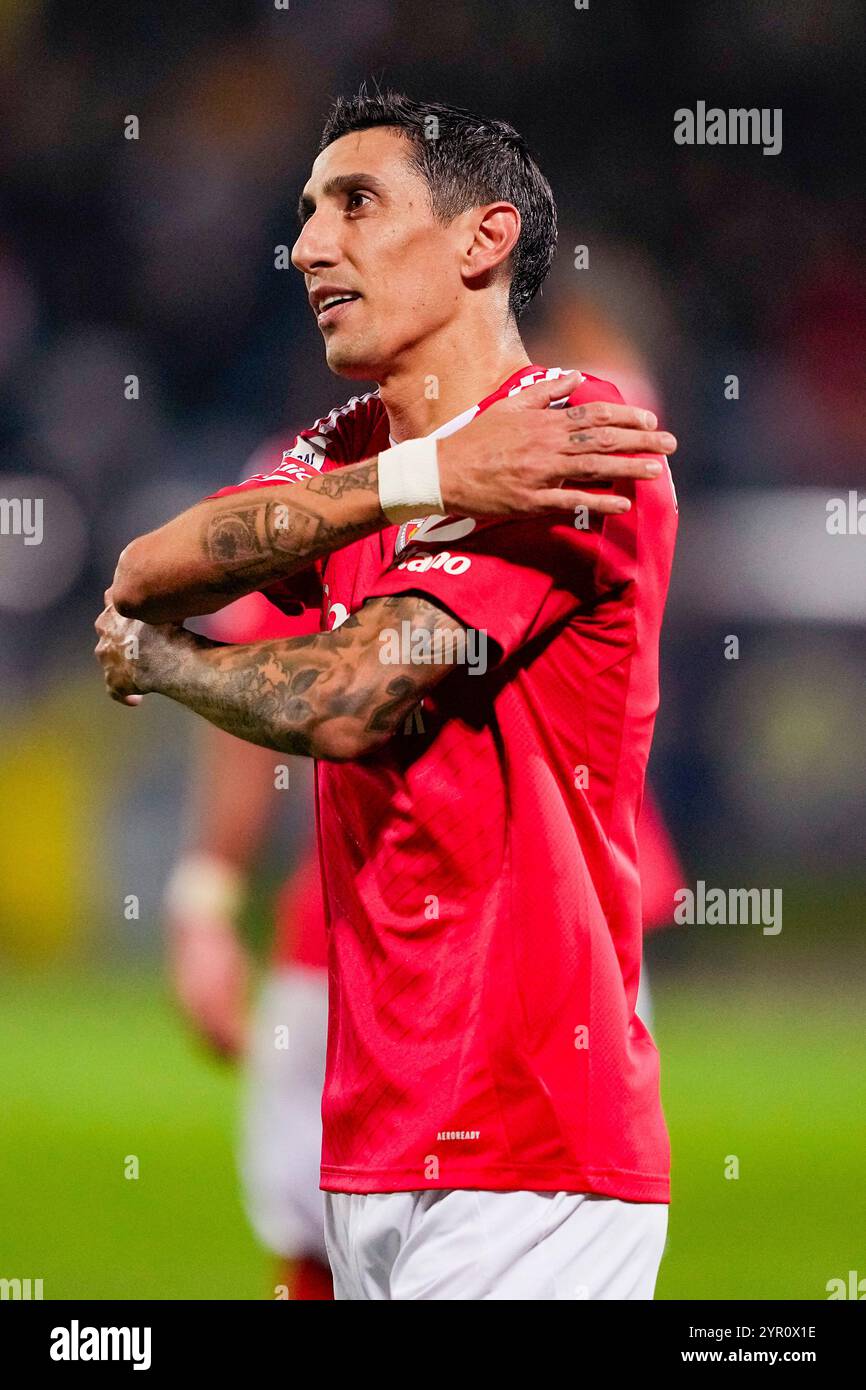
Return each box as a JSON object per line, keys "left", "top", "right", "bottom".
{"left": 94, "top": 590, "right": 188, "bottom": 705}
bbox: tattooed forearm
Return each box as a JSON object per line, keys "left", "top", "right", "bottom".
{"left": 201, "top": 460, "right": 384, "bottom": 590}
{"left": 143, "top": 594, "right": 456, "bottom": 762}
{"left": 113, "top": 458, "right": 387, "bottom": 623}
{"left": 310, "top": 460, "right": 381, "bottom": 500}
{"left": 365, "top": 675, "right": 418, "bottom": 732}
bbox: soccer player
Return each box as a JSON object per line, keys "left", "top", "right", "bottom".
{"left": 96, "top": 90, "right": 679, "bottom": 1300}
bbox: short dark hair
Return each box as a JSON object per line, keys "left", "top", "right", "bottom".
{"left": 319, "top": 85, "right": 557, "bottom": 319}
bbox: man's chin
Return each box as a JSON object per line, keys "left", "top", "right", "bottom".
{"left": 324, "top": 335, "right": 380, "bottom": 381}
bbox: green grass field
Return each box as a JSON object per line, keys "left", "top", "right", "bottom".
{"left": 1, "top": 965, "right": 863, "bottom": 1300}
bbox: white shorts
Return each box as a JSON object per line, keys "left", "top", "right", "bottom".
{"left": 238, "top": 966, "right": 329, "bottom": 1262}
{"left": 240, "top": 961, "right": 658, "bottom": 1278}
{"left": 324, "top": 1188, "right": 668, "bottom": 1301}
{"left": 635, "top": 963, "right": 653, "bottom": 1031}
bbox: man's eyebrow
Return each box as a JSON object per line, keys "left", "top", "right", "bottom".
{"left": 297, "top": 172, "right": 388, "bottom": 223}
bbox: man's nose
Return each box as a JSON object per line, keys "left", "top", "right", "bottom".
{"left": 291, "top": 215, "right": 341, "bottom": 274}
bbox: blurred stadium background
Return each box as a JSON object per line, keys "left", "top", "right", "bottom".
{"left": 1, "top": 0, "right": 864, "bottom": 1299}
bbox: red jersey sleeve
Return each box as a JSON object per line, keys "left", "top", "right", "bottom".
{"left": 202, "top": 433, "right": 327, "bottom": 619}
{"left": 201, "top": 390, "right": 384, "bottom": 619}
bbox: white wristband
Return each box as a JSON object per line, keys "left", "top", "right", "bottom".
{"left": 163, "top": 853, "right": 244, "bottom": 922}
{"left": 377, "top": 437, "right": 443, "bottom": 524}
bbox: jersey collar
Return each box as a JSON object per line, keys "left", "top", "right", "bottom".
{"left": 387, "top": 363, "right": 554, "bottom": 447}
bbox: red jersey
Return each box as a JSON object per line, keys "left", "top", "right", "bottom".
{"left": 208, "top": 365, "right": 678, "bottom": 1201}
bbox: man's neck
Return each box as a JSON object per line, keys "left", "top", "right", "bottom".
{"left": 376, "top": 322, "right": 533, "bottom": 442}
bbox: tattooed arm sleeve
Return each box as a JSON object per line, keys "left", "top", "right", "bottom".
{"left": 142, "top": 594, "right": 468, "bottom": 762}
{"left": 112, "top": 458, "right": 385, "bottom": 625}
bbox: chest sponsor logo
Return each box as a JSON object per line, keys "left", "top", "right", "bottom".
{"left": 396, "top": 548, "right": 471, "bottom": 575}
{"left": 395, "top": 513, "right": 476, "bottom": 556}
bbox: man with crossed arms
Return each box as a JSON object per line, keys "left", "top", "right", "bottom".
{"left": 96, "top": 92, "right": 678, "bottom": 1299}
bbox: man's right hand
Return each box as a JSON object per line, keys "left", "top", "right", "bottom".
{"left": 437, "top": 370, "right": 677, "bottom": 519}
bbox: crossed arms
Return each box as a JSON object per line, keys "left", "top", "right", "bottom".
{"left": 96, "top": 384, "right": 676, "bottom": 761}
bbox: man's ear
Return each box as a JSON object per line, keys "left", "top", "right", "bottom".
{"left": 462, "top": 202, "right": 521, "bottom": 287}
